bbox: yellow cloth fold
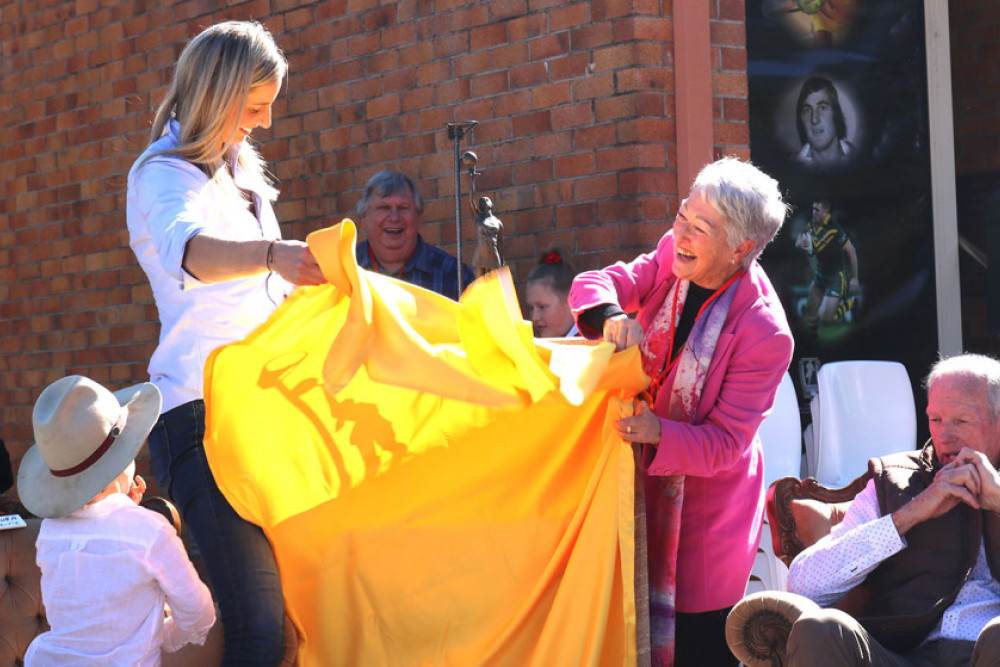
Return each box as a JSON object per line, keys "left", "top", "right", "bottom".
{"left": 204, "top": 220, "right": 648, "bottom": 666}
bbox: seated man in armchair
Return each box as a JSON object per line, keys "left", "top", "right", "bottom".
{"left": 786, "top": 353, "right": 1000, "bottom": 666}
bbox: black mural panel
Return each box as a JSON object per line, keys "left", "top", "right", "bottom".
{"left": 746, "top": 0, "right": 936, "bottom": 432}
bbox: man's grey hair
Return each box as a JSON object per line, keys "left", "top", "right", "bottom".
{"left": 356, "top": 170, "right": 424, "bottom": 218}
{"left": 690, "top": 156, "right": 789, "bottom": 268}
{"left": 925, "top": 353, "right": 1000, "bottom": 421}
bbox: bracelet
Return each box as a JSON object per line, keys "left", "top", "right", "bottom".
{"left": 266, "top": 240, "right": 276, "bottom": 272}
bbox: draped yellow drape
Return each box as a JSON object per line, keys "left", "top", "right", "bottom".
{"left": 203, "top": 220, "right": 647, "bottom": 666}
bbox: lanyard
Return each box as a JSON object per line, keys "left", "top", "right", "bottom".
{"left": 652, "top": 270, "right": 745, "bottom": 396}
{"left": 368, "top": 245, "right": 412, "bottom": 278}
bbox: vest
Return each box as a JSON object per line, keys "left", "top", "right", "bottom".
{"left": 858, "top": 441, "right": 1000, "bottom": 651}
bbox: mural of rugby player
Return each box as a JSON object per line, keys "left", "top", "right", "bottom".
{"left": 795, "top": 200, "right": 860, "bottom": 331}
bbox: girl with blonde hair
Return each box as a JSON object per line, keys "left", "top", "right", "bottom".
{"left": 127, "top": 20, "right": 324, "bottom": 664}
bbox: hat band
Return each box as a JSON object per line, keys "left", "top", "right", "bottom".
{"left": 50, "top": 414, "right": 125, "bottom": 478}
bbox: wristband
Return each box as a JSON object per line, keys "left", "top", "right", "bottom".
{"left": 266, "top": 240, "right": 276, "bottom": 272}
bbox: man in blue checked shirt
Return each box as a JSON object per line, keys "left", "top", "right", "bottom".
{"left": 355, "top": 170, "right": 474, "bottom": 301}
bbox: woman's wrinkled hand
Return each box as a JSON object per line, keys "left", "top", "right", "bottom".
{"left": 603, "top": 314, "right": 644, "bottom": 352}
{"left": 617, "top": 400, "right": 661, "bottom": 445}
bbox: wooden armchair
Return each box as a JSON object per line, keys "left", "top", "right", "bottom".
{"left": 726, "top": 471, "right": 872, "bottom": 666}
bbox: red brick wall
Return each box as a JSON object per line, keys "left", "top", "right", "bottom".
{"left": 950, "top": 0, "right": 1000, "bottom": 175}
{"left": 948, "top": 0, "right": 1000, "bottom": 356}
{"left": 0, "top": 0, "right": 748, "bottom": 493}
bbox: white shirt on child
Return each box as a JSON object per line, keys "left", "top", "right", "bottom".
{"left": 26, "top": 493, "right": 215, "bottom": 666}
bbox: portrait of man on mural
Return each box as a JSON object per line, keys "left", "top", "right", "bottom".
{"left": 793, "top": 76, "right": 857, "bottom": 169}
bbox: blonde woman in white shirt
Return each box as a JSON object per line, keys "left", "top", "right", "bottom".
{"left": 126, "top": 21, "right": 324, "bottom": 665}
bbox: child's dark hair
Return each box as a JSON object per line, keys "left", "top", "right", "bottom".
{"left": 526, "top": 247, "right": 576, "bottom": 297}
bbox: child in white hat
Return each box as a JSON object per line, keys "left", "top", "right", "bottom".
{"left": 17, "top": 375, "right": 216, "bottom": 665}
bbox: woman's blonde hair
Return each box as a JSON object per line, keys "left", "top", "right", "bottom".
{"left": 144, "top": 21, "right": 287, "bottom": 199}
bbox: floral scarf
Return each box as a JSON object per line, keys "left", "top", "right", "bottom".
{"left": 639, "top": 272, "right": 743, "bottom": 667}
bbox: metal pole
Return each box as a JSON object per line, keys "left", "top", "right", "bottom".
{"left": 453, "top": 136, "right": 463, "bottom": 295}
{"left": 446, "top": 121, "right": 477, "bottom": 297}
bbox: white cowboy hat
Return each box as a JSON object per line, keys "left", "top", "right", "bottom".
{"left": 17, "top": 375, "right": 161, "bottom": 518}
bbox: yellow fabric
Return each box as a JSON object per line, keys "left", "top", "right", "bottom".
{"left": 203, "top": 220, "right": 648, "bottom": 666}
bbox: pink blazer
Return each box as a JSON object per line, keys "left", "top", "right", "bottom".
{"left": 570, "top": 230, "right": 794, "bottom": 612}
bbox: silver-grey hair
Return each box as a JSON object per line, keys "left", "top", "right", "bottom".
{"left": 691, "top": 156, "right": 789, "bottom": 268}
{"left": 925, "top": 353, "right": 1000, "bottom": 421}
{"left": 356, "top": 171, "right": 424, "bottom": 218}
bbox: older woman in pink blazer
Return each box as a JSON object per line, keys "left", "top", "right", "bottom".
{"left": 570, "top": 157, "right": 793, "bottom": 666}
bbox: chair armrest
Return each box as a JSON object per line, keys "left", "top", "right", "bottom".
{"left": 725, "top": 591, "right": 821, "bottom": 666}
{"left": 767, "top": 471, "right": 872, "bottom": 567}
{"left": 140, "top": 496, "right": 182, "bottom": 536}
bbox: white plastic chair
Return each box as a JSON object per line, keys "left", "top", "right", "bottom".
{"left": 744, "top": 525, "right": 789, "bottom": 595}
{"left": 757, "top": 372, "right": 802, "bottom": 488}
{"left": 744, "top": 575, "right": 767, "bottom": 596}
{"left": 748, "top": 373, "right": 800, "bottom": 593}
{"left": 810, "top": 360, "right": 917, "bottom": 487}
{"left": 803, "top": 396, "right": 819, "bottom": 479}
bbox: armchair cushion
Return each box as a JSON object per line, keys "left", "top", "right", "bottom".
{"left": 790, "top": 498, "right": 852, "bottom": 549}
{"left": 0, "top": 514, "right": 47, "bottom": 666}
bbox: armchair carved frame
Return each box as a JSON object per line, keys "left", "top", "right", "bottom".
{"left": 727, "top": 471, "right": 873, "bottom": 666}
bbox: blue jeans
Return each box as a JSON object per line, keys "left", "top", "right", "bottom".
{"left": 149, "top": 400, "right": 285, "bottom": 665}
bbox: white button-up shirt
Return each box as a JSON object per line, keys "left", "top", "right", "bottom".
{"left": 27, "top": 494, "right": 216, "bottom": 665}
{"left": 127, "top": 120, "right": 288, "bottom": 411}
{"left": 788, "top": 479, "right": 1000, "bottom": 643}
